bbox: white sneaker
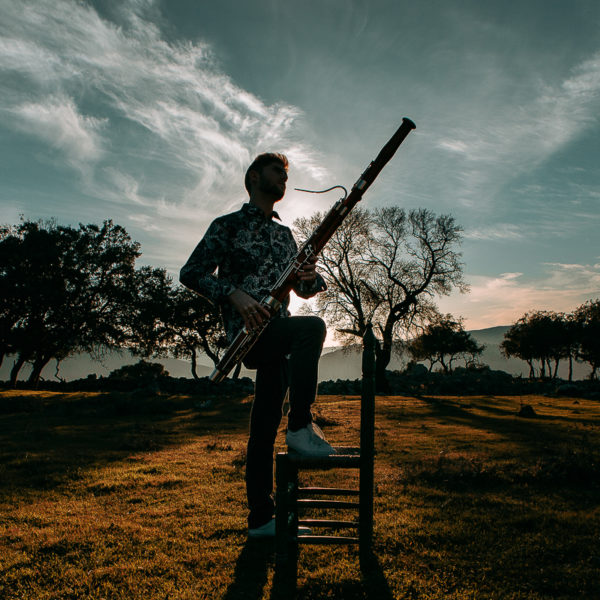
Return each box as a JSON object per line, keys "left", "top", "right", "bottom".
{"left": 286, "top": 423, "right": 337, "bottom": 457}
{"left": 248, "top": 518, "right": 311, "bottom": 538}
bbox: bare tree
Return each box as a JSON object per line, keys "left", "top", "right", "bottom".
{"left": 294, "top": 206, "right": 467, "bottom": 389}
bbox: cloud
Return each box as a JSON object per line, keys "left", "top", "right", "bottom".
{"left": 464, "top": 223, "right": 526, "bottom": 241}
{"left": 9, "top": 97, "right": 105, "bottom": 170}
{"left": 0, "top": 0, "right": 326, "bottom": 216}
{"left": 432, "top": 48, "right": 600, "bottom": 209}
{"left": 438, "top": 262, "right": 600, "bottom": 329}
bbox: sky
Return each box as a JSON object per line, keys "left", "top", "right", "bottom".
{"left": 1, "top": 0, "right": 599, "bottom": 337}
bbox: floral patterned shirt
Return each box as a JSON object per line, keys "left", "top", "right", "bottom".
{"left": 180, "top": 202, "right": 326, "bottom": 341}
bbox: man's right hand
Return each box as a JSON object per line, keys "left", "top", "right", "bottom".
{"left": 228, "top": 289, "right": 271, "bottom": 331}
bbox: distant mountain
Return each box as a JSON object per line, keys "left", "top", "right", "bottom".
{"left": 317, "top": 325, "right": 592, "bottom": 381}
{"left": 0, "top": 326, "right": 592, "bottom": 384}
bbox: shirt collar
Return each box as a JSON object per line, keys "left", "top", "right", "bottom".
{"left": 242, "top": 202, "right": 281, "bottom": 221}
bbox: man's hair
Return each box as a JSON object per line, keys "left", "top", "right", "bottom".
{"left": 244, "top": 152, "right": 289, "bottom": 194}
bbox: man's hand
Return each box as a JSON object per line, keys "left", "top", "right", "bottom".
{"left": 296, "top": 255, "right": 318, "bottom": 283}
{"left": 228, "top": 289, "right": 271, "bottom": 331}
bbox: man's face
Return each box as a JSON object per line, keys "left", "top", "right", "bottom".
{"left": 257, "top": 161, "right": 288, "bottom": 201}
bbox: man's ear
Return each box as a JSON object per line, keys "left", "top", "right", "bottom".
{"left": 248, "top": 169, "right": 260, "bottom": 190}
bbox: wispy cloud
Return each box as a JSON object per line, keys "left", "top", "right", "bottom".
{"left": 9, "top": 97, "right": 106, "bottom": 170}
{"left": 433, "top": 48, "right": 600, "bottom": 209}
{"left": 0, "top": 0, "right": 327, "bottom": 251}
{"left": 464, "top": 223, "right": 526, "bottom": 241}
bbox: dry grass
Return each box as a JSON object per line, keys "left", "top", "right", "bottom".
{"left": 1, "top": 390, "right": 599, "bottom": 599}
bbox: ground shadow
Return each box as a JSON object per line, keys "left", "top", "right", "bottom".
{"left": 381, "top": 394, "right": 596, "bottom": 452}
{"left": 222, "top": 539, "right": 274, "bottom": 600}
{"left": 292, "top": 551, "right": 394, "bottom": 599}
{"left": 0, "top": 390, "right": 251, "bottom": 493}
{"left": 221, "top": 540, "right": 395, "bottom": 600}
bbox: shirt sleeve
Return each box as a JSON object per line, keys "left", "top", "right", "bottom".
{"left": 179, "top": 219, "right": 236, "bottom": 304}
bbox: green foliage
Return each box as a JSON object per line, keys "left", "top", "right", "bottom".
{"left": 0, "top": 218, "right": 225, "bottom": 384}
{"left": 0, "top": 219, "right": 142, "bottom": 383}
{"left": 407, "top": 315, "right": 484, "bottom": 373}
{"left": 108, "top": 360, "right": 169, "bottom": 380}
{"left": 574, "top": 299, "right": 600, "bottom": 379}
{"left": 167, "top": 286, "right": 227, "bottom": 377}
{"left": 502, "top": 304, "right": 598, "bottom": 380}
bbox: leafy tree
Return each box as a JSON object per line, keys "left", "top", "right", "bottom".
{"left": 109, "top": 360, "right": 169, "bottom": 380}
{"left": 560, "top": 312, "right": 580, "bottom": 382}
{"left": 126, "top": 266, "right": 175, "bottom": 358}
{"left": 574, "top": 299, "right": 600, "bottom": 380}
{"left": 0, "top": 223, "right": 26, "bottom": 368}
{"left": 294, "top": 207, "right": 467, "bottom": 389}
{"left": 407, "top": 315, "right": 484, "bottom": 372}
{"left": 1, "top": 219, "right": 141, "bottom": 384}
{"left": 501, "top": 311, "right": 572, "bottom": 379}
{"left": 168, "top": 286, "right": 227, "bottom": 379}
{"left": 501, "top": 318, "right": 536, "bottom": 378}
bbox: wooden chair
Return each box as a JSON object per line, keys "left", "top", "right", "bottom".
{"left": 275, "top": 324, "right": 376, "bottom": 578}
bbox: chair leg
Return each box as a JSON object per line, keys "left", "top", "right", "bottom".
{"left": 289, "top": 466, "right": 299, "bottom": 567}
{"left": 275, "top": 455, "right": 298, "bottom": 589}
{"left": 275, "top": 454, "right": 289, "bottom": 566}
{"left": 359, "top": 458, "right": 374, "bottom": 572}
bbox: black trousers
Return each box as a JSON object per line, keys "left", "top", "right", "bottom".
{"left": 242, "top": 315, "right": 326, "bottom": 529}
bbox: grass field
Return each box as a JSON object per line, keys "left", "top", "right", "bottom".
{"left": 1, "top": 390, "right": 599, "bottom": 599}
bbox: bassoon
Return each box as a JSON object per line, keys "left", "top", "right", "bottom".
{"left": 209, "top": 117, "right": 416, "bottom": 383}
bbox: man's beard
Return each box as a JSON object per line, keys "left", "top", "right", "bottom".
{"left": 258, "top": 174, "right": 285, "bottom": 200}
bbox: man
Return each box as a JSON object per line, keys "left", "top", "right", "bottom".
{"left": 180, "top": 152, "right": 335, "bottom": 538}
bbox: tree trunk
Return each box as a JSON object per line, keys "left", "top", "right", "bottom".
{"left": 28, "top": 355, "right": 51, "bottom": 385}
{"left": 232, "top": 361, "right": 242, "bottom": 380}
{"left": 54, "top": 359, "right": 66, "bottom": 384}
{"left": 568, "top": 355, "right": 573, "bottom": 382}
{"left": 10, "top": 353, "right": 27, "bottom": 386}
{"left": 440, "top": 356, "right": 448, "bottom": 373}
{"left": 527, "top": 360, "right": 535, "bottom": 379}
{"left": 374, "top": 343, "right": 390, "bottom": 393}
{"left": 190, "top": 348, "right": 200, "bottom": 380}
{"left": 374, "top": 321, "right": 398, "bottom": 392}
{"left": 552, "top": 359, "right": 560, "bottom": 380}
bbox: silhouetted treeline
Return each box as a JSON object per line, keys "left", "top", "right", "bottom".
{"left": 500, "top": 304, "right": 600, "bottom": 381}
{"left": 0, "top": 219, "right": 225, "bottom": 384}
{"left": 2, "top": 218, "right": 599, "bottom": 388}
{"left": 2, "top": 359, "right": 598, "bottom": 400}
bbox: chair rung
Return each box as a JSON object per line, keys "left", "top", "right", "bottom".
{"left": 298, "top": 487, "right": 359, "bottom": 496}
{"left": 298, "top": 535, "right": 359, "bottom": 545}
{"left": 298, "top": 519, "right": 358, "bottom": 529}
{"left": 297, "top": 499, "right": 359, "bottom": 509}
{"left": 286, "top": 454, "right": 360, "bottom": 468}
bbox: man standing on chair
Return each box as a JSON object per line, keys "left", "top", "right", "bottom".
{"left": 180, "top": 152, "right": 335, "bottom": 538}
